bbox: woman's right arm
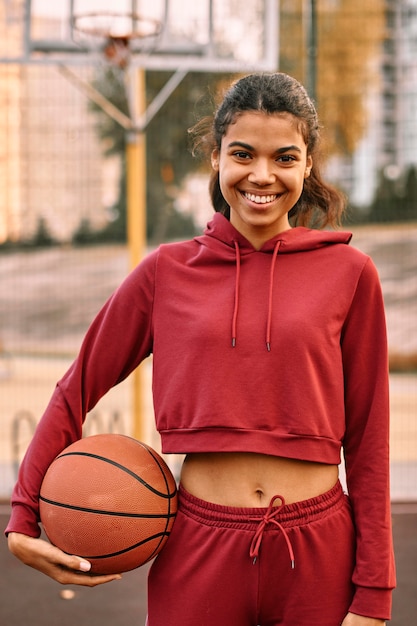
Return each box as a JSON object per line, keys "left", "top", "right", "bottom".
{"left": 5, "top": 252, "right": 157, "bottom": 571}
{"left": 8, "top": 532, "right": 121, "bottom": 586}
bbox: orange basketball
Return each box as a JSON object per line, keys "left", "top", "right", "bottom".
{"left": 39, "top": 434, "right": 178, "bottom": 574}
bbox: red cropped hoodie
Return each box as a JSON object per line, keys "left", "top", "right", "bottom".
{"left": 6, "top": 213, "right": 395, "bottom": 618}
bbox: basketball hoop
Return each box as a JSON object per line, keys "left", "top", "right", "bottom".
{"left": 71, "top": 12, "right": 163, "bottom": 69}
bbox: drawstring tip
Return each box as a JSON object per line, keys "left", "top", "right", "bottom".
{"left": 252, "top": 557, "right": 257, "bottom": 565}
{"left": 291, "top": 559, "right": 295, "bottom": 570}
{"left": 266, "top": 342, "right": 271, "bottom": 352}
{"left": 232, "top": 337, "right": 236, "bottom": 348}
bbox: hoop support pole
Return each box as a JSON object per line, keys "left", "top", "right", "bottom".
{"left": 136, "top": 68, "right": 188, "bottom": 132}
{"left": 127, "top": 68, "right": 147, "bottom": 443}
{"left": 58, "top": 64, "right": 134, "bottom": 130}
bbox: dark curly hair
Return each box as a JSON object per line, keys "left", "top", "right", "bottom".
{"left": 190, "top": 73, "right": 346, "bottom": 228}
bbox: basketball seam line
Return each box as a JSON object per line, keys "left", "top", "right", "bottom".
{"left": 39, "top": 495, "right": 177, "bottom": 518}
{"left": 57, "top": 450, "right": 177, "bottom": 499}
{"left": 144, "top": 445, "right": 175, "bottom": 540}
{"left": 75, "top": 531, "right": 171, "bottom": 560}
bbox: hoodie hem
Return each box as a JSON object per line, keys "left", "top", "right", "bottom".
{"left": 159, "top": 428, "right": 342, "bottom": 465}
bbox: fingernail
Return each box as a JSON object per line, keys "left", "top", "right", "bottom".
{"left": 79, "top": 560, "right": 91, "bottom": 572}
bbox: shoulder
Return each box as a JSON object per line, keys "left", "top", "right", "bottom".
{"left": 125, "top": 240, "right": 201, "bottom": 285}
{"left": 331, "top": 244, "right": 382, "bottom": 293}
{"left": 130, "top": 239, "right": 197, "bottom": 271}
{"left": 157, "top": 239, "right": 200, "bottom": 258}
{"left": 339, "top": 242, "right": 381, "bottom": 280}
{"left": 150, "top": 239, "right": 203, "bottom": 271}
{"left": 335, "top": 241, "right": 372, "bottom": 266}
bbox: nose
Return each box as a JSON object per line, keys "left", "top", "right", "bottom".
{"left": 247, "top": 158, "right": 276, "bottom": 186}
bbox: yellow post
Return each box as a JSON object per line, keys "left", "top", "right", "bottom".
{"left": 127, "top": 131, "right": 146, "bottom": 269}
{"left": 126, "top": 68, "right": 147, "bottom": 442}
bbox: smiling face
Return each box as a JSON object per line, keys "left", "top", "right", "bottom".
{"left": 211, "top": 111, "right": 312, "bottom": 249}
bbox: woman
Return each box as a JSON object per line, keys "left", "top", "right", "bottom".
{"left": 6, "top": 73, "right": 395, "bottom": 626}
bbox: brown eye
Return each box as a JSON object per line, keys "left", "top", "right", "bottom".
{"left": 277, "top": 154, "right": 295, "bottom": 163}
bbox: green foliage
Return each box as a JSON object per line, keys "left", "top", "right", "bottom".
{"left": 0, "top": 216, "right": 58, "bottom": 253}
{"left": 30, "top": 216, "right": 56, "bottom": 248}
{"left": 0, "top": 216, "right": 58, "bottom": 251}
{"left": 403, "top": 166, "right": 417, "bottom": 219}
{"left": 367, "top": 166, "right": 417, "bottom": 223}
{"left": 72, "top": 217, "right": 98, "bottom": 245}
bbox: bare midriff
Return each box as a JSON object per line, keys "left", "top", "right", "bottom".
{"left": 180, "top": 452, "right": 339, "bottom": 507}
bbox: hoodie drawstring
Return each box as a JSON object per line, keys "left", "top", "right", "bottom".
{"left": 266, "top": 240, "right": 281, "bottom": 351}
{"left": 232, "top": 240, "right": 241, "bottom": 348}
{"left": 249, "top": 495, "right": 295, "bottom": 569}
{"left": 232, "top": 239, "right": 281, "bottom": 350}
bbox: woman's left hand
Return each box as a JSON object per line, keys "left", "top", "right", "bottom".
{"left": 341, "top": 613, "right": 385, "bottom": 626}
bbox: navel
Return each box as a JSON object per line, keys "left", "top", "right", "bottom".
{"left": 255, "top": 488, "right": 265, "bottom": 501}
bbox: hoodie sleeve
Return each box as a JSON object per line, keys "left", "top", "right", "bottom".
{"left": 5, "top": 251, "right": 157, "bottom": 538}
{"left": 341, "top": 256, "right": 396, "bottom": 620}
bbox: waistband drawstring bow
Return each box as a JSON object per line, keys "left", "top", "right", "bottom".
{"left": 249, "top": 495, "right": 295, "bottom": 569}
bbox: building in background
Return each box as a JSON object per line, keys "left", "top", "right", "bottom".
{"left": 0, "top": 4, "right": 114, "bottom": 244}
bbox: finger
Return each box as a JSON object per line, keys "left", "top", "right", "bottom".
{"left": 52, "top": 566, "right": 123, "bottom": 587}
{"left": 57, "top": 552, "right": 92, "bottom": 573}
{"left": 45, "top": 551, "right": 123, "bottom": 586}
{"left": 40, "top": 549, "right": 123, "bottom": 585}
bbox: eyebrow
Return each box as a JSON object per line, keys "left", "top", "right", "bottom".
{"left": 227, "top": 141, "right": 302, "bottom": 154}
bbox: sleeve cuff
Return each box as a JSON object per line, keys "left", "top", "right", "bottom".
{"left": 349, "top": 585, "right": 393, "bottom": 621}
{"left": 4, "top": 504, "right": 42, "bottom": 538}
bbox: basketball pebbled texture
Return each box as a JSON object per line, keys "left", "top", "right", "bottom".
{"left": 39, "top": 434, "right": 178, "bottom": 574}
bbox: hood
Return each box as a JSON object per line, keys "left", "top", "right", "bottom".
{"left": 196, "top": 212, "right": 352, "bottom": 255}
{"left": 195, "top": 213, "right": 353, "bottom": 351}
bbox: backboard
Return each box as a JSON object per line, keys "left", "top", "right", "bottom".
{"left": 1, "top": 0, "right": 279, "bottom": 72}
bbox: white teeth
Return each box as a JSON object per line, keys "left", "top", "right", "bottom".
{"left": 244, "top": 193, "right": 277, "bottom": 204}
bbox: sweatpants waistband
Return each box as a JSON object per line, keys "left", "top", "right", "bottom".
{"left": 177, "top": 479, "right": 346, "bottom": 531}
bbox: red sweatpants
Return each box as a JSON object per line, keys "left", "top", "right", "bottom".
{"left": 147, "top": 481, "right": 355, "bottom": 626}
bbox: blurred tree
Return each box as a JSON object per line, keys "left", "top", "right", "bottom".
{"left": 72, "top": 217, "right": 97, "bottom": 245}
{"left": 402, "top": 165, "right": 417, "bottom": 221}
{"left": 145, "top": 71, "right": 233, "bottom": 243}
{"left": 369, "top": 165, "right": 417, "bottom": 223}
{"left": 88, "top": 67, "right": 232, "bottom": 243}
{"left": 280, "top": 0, "right": 385, "bottom": 156}
{"left": 369, "top": 169, "right": 400, "bottom": 222}
{"left": 30, "top": 216, "right": 55, "bottom": 248}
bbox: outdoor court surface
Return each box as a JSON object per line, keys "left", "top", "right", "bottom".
{"left": 1, "top": 506, "right": 416, "bottom": 626}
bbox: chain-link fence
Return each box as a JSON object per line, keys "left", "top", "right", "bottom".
{"left": 0, "top": 1, "right": 416, "bottom": 503}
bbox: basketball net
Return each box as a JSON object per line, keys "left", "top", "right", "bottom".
{"left": 102, "top": 37, "right": 131, "bottom": 69}
{"left": 72, "top": 12, "right": 163, "bottom": 70}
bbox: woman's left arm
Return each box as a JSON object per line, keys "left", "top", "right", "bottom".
{"left": 341, "top": 256, "right": 396, "bottom": 621}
